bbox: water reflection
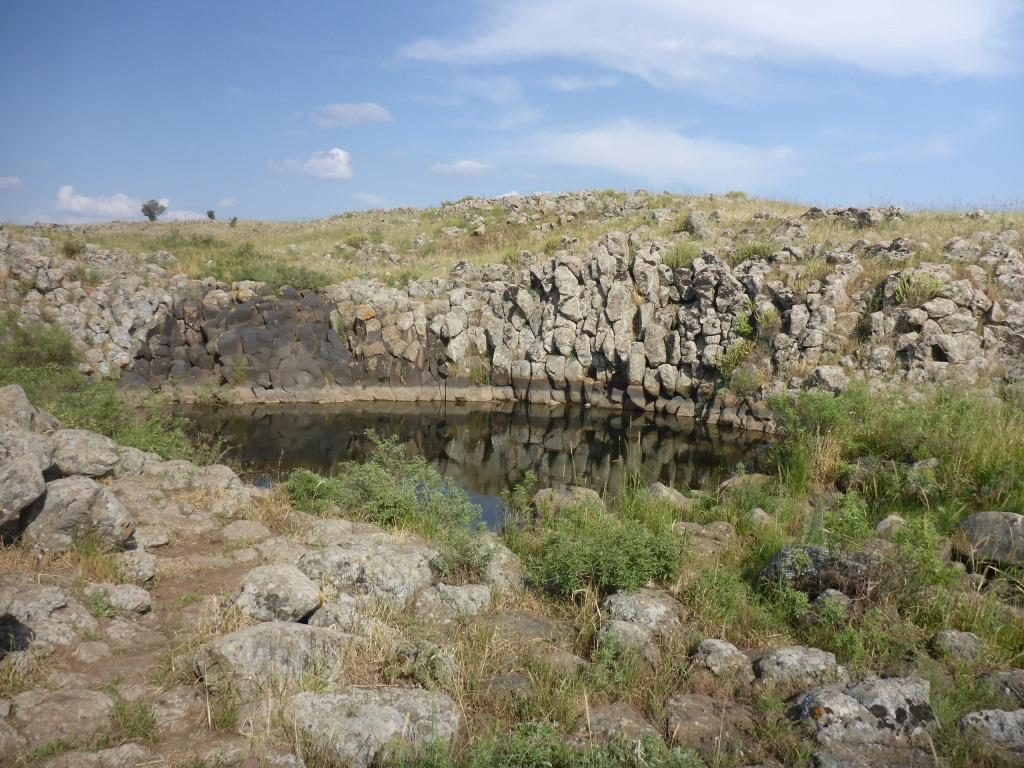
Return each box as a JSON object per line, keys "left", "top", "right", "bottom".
{"left": 190, "top": 402, "right": 770, "bottom": 514}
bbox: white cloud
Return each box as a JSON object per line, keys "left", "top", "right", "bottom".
{"left": 56, "top": 185, "right": 140, "bottom": 219}
{"left": 310, "top": 102, "right": 392, "bottom": 127}
{"left": 164, "top": 210, "right": 207, "bottom": 221}
{"left": 522, "top": 121, "right": 797, "bottom": 191}
{"left": 0, "top": 176, "right": 24, "bottom": 190}
{"left": 455, "top": 75, "right": 541, "bottom": 130}
{"left": 431, "top": 160, "right": 493, "bottom": 176}
{"left": 274, "top": 148, "right": 354, "bottom": 180}
{"left": 548, "top": 75, "right": 619, "bottom": 91}
{"left": 854, "top": 136, "right": 956, "bottom": 164}
{"left": 217, "top": 197, "right": 239, "bottom": 208}
{"left": 354, "top": 192, "right": 388, "bottom": 208}
{"left": 403, "top": 0, "right": 1019, "bottom": 86}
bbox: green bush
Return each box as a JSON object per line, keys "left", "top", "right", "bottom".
{"left": 731, "top": 242, "right": 774, "bottom": 264}
{"left": 0, "top": 309, "right": 77, "bottom": 368}
{"left": 506, "top": 502, "right": 683, "bottom": 599}
{"left": 286, "top": 435, "right": 490, "bottom": 582}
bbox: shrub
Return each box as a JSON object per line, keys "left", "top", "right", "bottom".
{"left": 206, "top": 210, "right": 215, "bottom": 221}
{"left": 61, "top": 238, "right": 87, "bottom": 258}
{"left": 731, "top": 242, "right": 774, "bottom": 264}
{"left": 893, "top": 272, "right": 946, "bottom": 307}
{"left": 204, "top": 243, "right": 331, "bottom": 291}
{"left": 0, "top": 309, "right": 78, "bottom": 368}
{"left": 286, "top": 434, "right": 490, "bottom": 582}
{"left": 344, "top": 232, "right": 371, "bottom": 250}
{"left": 506, "top": 503, "right": 683, "bottom": 599}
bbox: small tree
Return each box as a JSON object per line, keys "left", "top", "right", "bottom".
{"left": 207, "top": 209, "right": 216, "bottom": 221}
{"left": 141, "top": 199, "right": 167, "bottom": 222}
{"left": 229, "top": 216, "right": 238, "bottom": 228}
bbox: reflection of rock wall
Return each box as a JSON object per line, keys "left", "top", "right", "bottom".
{"left": 190, "top": 403, "right": 770, "bottom": 500}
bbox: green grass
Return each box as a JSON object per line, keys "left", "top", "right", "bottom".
{"left": 663, "top": 242, "right": 702, "bottom": 269}
{"left": 504, "top": 479, "right": 683, "bottom": 600}
{"left": 286, "top": 433, "right": 490, "bottom": 582}
{"left": 0, "top": 309, "right": 220, "bottom": 462}
{"left": 384, "top": 723, "right": 707, "bottom": 768}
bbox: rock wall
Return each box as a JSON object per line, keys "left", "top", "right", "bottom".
{"left": 4, "top": 211, "right": 1024, "bottom": 434}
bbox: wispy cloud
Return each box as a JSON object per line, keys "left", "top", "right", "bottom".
{"left": 56, "top": 185, "right": 141, "bottom": 218}
{"left": 431, "top": 160, "right": 493, "bottom": 176}
{"left": 310, "top": 102, "right": 392, "bottom": 127}
{"left": 354, "top": 192, "right": 388, "bottom": 207}
{"left": 404, "top": 0, "right": 1020, "bottom": 90}
{"left": 217, "top": 197, "right": 239, "bottom": 208}
{"left": 547, "top": 75, "right": 619, "bottom": 92}
{"left": 455, "top": 75, "right": 541, "bottom": 130}
{"left": 521, "top": 121, "right": 797, "bottom": 191}
{"left": 163, "top": 210, "right": 207, "bottom": 221}
{"left": 0, "top": 176, "right": 24, "bottom": 190}
{"left": 854, "top": 136, "right": 956, "bottom": 164}
{"left": 274, "top": 148, "right": 354, "bottom": 180}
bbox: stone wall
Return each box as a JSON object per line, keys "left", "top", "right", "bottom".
{"left": 4, "top": 211, "right": 1024, "bottom": 435}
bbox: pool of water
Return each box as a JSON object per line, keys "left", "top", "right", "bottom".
{"left": 188, "top": 402, "right": 771, "bottom": 526}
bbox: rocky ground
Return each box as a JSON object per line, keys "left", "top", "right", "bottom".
{"left": 3, "top": 380, "right": 1024, "bottom": 768}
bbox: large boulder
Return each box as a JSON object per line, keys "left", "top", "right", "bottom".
{"left": 196, "top": 621, "right": 359, "bottom": 699}
{"left": 953, "top": 511, "right": 1024, "bottom": 568}
{"left": 691, "top": 639, "right": 754, "bottom": 684}
{"left": 20, "top": 476, "right": 135, "bottom": 553}
{"left": 0, "top": 419, "right": 54, "bottom": 472}
{"left": 289, "top": 687, "right": 463, "bottom": 768}
{"left": 296, "top": 539, "right": 437, "bottom": 609}
{"left": 569, "top": 702, "right": 661, "bottom": 748}
{"left": 533, "top": 485, "right": 605, "bottom": 512}
{"left": 960, "top": 708, "right": 1024, "bottom": 763}
{"left": 0, "top": 385, "right": 61, "bottom": 432}
{"left": 234, "top": 565, "right": 323, "bottom": 622}
{"left": 0, "top": 583, "right": 98, "bottom": 655}
{"left": 0, "top": 455, "right": 45, "bottom": 528}
{"left": 760, "top": 545, "right": 880, "bottom": 599}
{"left": 51, "top": 429, "right": 121, "bottom": 477}
{"left": 753, "top": 646, "right": 849, "bottom": 694}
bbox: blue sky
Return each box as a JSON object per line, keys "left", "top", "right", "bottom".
{"left": 1, "top": 0, "right": 1021, "bottom": 223}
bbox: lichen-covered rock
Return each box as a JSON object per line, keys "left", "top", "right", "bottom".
{"left": 534, "top": 484, "right": 605, "bottom": 512}
{"left": 931, "top": 629, "right": 984, "bottom": 663}
{"left": 0, "top": 583, "right": 98, "bottom": 654}
{"left": 51, "top": 429, "right": 121, "bottom": 477}
{"left": 980, "top": 670, "right": 1024, "bottom": 709}
{"left": 85, "top": 583, "right": 152, "bottom": 614}
{"left": 960, "top": 708, "right": 1024, "bottom": 762}
{"left": 289, "top": 687, "right": 463, "bottom": 768}
{"left": 196, "top": 621, "right": 360, "bottom": 699}
{"left": 954, "top": 511, "right": 1024, "bottom": 568}
{"left": 647, "top": 482, "right": 693, "bottom": 513}
{"left": 20, "top": 476, "right": 135, "bottom": 553}
{"left": 0, "top": 455, "right": 45, "bottom": 527}
{"left": 115, "top": 548, "right": 156, "bottom": 584}
{"left": 296, "top": 538, "right": 437, "bottom": 609}
{"left": 603, "top": 589, "right": 686, "bottom": 638}
{"left": 754, "top": 646, "right": 849, "bottom": 693}
{"left": 414, "top": 583, "right": 491, "bottom": 620}
{"left": 760, "top": 545, "right": 880, "bottom": 598}
{"left": 483, "top": 538, "right": 525, "bottom": 593}
{"left": 0, "top": 419, "right": 54, "bottom": 472}
{"left": 234, "top": 565, "right": 322, "bottom": 622}
{"left": 691, "top": 639, "right": 754, "bottom": 684}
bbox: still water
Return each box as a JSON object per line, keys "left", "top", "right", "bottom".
{"left": 189, "top": 402, "right": 770, "bottom": 523}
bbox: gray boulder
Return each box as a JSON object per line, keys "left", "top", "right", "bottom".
{"left": 289, "top": 687, "right": 463, "bottom": 768}
{"left": 691, "top": 639, "right": 754, "bottom": 684}
{"left": 930, "top": 629, "right": 984, "bottom": 663}
{"left": 647, "top": 482, "right": 693, "bottom": 513}
{"left": 296, "top": 538, "right": 437, "bottom": 609}
{"left": 954, "top": 511, "right": 1024, "bottom": 568}
{"left": 414, "top": 583, "right": 491, "bottom": 621}
{"left": 980, "top": 670, "right": 1024, "bottom": 708}
{"left": 0, "top": 419, "right": 54, "bottom": 472}
{"left": 534, "top": 484, "right": 605, "bottom": 512}
{"left": 0, "top": 385, "right": 61, "bottom": 432}
{"left": 0, "top": 455, "right": 45, "bottom": 527}
{"left": 85, "top": 583, "right": 152, "bottom": 614}
{"left": 960, "top": 708, "right": 1024, "bottom": 762}
{"left": 0, "top": 583, "right": 98, "bottom": 654}
{"left": 760, "top": 545, "right": 879, "bottom": 599}
{"left": 20, "top": 476, "right": 135, "bottom": 553}
{"left": 197, "top": 621, "right": 359, "bottom": 699}
{"left": 754, "top": 646, "right": 849, "bottom": 694}
{"left": 51, "top": 429, "right": 120, "bottom": 477}
{"left": 234, "top": 565, "right": 322, "bottom": 622}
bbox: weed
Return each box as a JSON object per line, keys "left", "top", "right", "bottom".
{"left": 893, "top": 272, "right": 946, "bottom": 306}
{"left": 663, "top": 242, "right": 702, "bottom": 269}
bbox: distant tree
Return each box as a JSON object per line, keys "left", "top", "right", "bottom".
{"left": 141, "top": 199, "right": 167, "bottom": 222}
{"left": 229, "top": 216, "right": 238, "bottom": 227}
{"left": 207, "top": 209, "right": 216, "bottom": 221}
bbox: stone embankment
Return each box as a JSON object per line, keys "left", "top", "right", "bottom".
{"left": 4, "top": 193, "right": 1023, "bottom": 433}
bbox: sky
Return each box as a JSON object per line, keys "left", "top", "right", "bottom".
{"left": 0, "top": 0, "right": 1022, "bottom": 223}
